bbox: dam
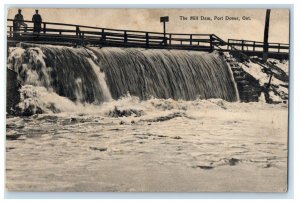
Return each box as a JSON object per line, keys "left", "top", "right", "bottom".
{"left": 6, "top": 20, "right": 289, "bottom": 114}
{"left": 7, "top": 45, "right": 241, "bottom": 114}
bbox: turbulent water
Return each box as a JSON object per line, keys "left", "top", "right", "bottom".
{"left": 6, "top": 44, "right": 288, "bottom": 192}
{"left": 7, "top": 44, "right": 238, "bottom": 114}
{"left": 6, "top": 97, "right": 288, "bottom": 192}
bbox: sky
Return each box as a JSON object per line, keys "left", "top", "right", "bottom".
{"left": 7, "top": 8, "right": 290, "bottom": 43}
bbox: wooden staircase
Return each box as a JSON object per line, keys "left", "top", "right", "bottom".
{"left": 224, "top": 54, "right": 262, "bottom": 102}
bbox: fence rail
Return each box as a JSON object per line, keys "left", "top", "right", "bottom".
{"left": 7, "top": 19, "right": 289, "bottom": 55}
{"left": 227, "top": 39, "right": 289, "bottom": 53}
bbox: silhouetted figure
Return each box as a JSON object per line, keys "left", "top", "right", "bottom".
{"left": 13, "top": 9, "right": 27, "bottom": 38}
{"left": 32, "top": 10, "right": 42, "bottom": 34}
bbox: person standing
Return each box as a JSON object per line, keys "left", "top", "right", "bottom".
{"left": 13, "top": 9, "right": 26, "bottom": 38}
{"left": 32, "top": 10, "right": 42, "bottom": 34}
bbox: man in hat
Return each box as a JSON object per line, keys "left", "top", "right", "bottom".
{"left": 32, "top": 10, "right": 42, "bottom": 34}
{"left": 13, "top": 9, "right": 27, "bottom": 38}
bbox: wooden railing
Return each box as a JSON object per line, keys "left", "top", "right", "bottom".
{"left": 7, "top": 19, "right": 227, "bottom": 52}
{"left": 227, "top": 39, "right": 289, "bottom": 53}
{"left": 7, "top": 19, "right": 289, "bottom": 55}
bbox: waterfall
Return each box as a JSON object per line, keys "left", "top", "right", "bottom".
{"left": 7, "top": 44, "right": 238, "bottom": 104}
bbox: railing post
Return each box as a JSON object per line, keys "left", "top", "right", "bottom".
{"left": 210, "top": 35, "right": 214, "bottom": 52}
{"left": 43, "top": 23, "right": 46, "bottom": 34}
{"left": 81, "top": 32, "right": 85, "bottom": 45}
{"left": 146, "top": 32, "right": 149, "bottom": 48}
{"left": 278, "top": 43, "right": 280, "bottom": 53}
{"left": 190, "top": 34, "right": 193, "bottom": 46}
{"left": 76, "top": 26, "right": 79, "bottom": 36}
{"left": 102, "top": 29, "right": 106, "bottom": 41}
{"left": 253, "top": 41, "right": 256, "bottom": 51}
{"left": 169, "top": 34, "right": 172, "bottom": 45}
{"left": 227, "top": 39, "right": 229, "bottom": 50}
{"left": 241, "top": 40, "right": 244, "bottom": 51}
{"left": 163, "top": 35, "right": 167, "bottom": 46}
{"left": 9, "top": 26, "right": 12, "bottom": 37}
{"left": 124, "top": 31, "right": 128, "bottom": 43}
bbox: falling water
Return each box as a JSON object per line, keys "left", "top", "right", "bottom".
{"left": 89, "top": 47, "right": 238, "bottom": 101}
{"left": 7, "top": 44, "right": 238, "bottom": 107}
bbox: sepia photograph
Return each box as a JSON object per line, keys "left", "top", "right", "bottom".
{"left": 5, "top": 7, "right": 289, "bottom": 192}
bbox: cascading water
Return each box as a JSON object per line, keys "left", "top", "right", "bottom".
{"left": 8, "top": 45, "right": 113, "bottom": 104}
{"left": 89, "top": 47, "right": 238, "bottom": 101}
{"left": 7, "top": 44, "right": 239, "bottom": 114}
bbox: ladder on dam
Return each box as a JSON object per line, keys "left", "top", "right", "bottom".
{"left": 7, "top": 19, "right": 289, "bottom": 59}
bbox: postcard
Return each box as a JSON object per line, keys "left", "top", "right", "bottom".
{"left": 6, "top": 8, "right": 289, "bottom": 192}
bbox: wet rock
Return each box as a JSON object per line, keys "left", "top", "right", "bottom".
{"left": 157, "top": 134, "right": 167, "bottom": 138}
{"left": 196, "top": 165, "right": 214, "bottom": 170}
{"left": 6, "top": 132, "right": 23, "bottom": 140}
{"left": 6, "top": 147, "right": 16, "bottom": 152}
{"left": 108, "top": 106, "right": 144, "bottom": 117}
{"left": 90, "top": 147, "right": 107, "bottom": 152}
{"left": 264, "top": 163, "right": 272, "bottom": 168}
{"left": 142, "top": 112, "right": 185, "bottom": 122}
{"left": 228, "top": 158, "right": 240, "bottom": 166}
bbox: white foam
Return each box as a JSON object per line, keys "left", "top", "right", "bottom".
{"left": 87, "top": 58, "right": 112, "bottom": 102}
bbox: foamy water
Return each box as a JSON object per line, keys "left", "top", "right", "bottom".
{"left": 6, "top": 94, "right": 288, "bottom": 192}
{"left": 6, "top": 44, "right": 288, "bottom": 192}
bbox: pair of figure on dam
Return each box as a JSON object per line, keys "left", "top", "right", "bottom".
{"left": 13, "top": 9, "right": 42, "bottom": 37}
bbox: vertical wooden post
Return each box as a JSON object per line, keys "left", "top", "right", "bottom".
{"left": 169, "top": 34, "right": 172, "bottom": 45}
{"left": 160, "top": 16, "right": 169, "bottom": 46}
{"left": 12, "top": 20, "right": 15, "bottom": 38}
{"left": 253, "top": 41, "right": 256, "bottom": 51}
{"left": 146, "top": 32, "right": 149, "bottom": 48}
{"left": 124, "top": 31, "right": 128, "bottom": 43}
{"left": 227, "top": 39, "right": 229, "bottom": 50}
{"left": 81, "top": 32, "right": 85, "bottom": 45}
{"left": 76, "top": 26, "right": 79, "bottom": 36}
{"left": 241, "top": 40, "right": 244, "bottom": 51}
{"left": 266, "top": 72, "right": 273, "bottom": 89}
{"left": 163, "top": 21, "right": 166, "bottom": 43}
{"left": 210, "top": 35, "right": 214, "bottom": 52}
{"left": 190, "top": 34, "right": 193, "bottom": 46}
{"left": 102, "top": 29, "right": 106, "bottom": 41}
{"left": 9, "top": 27, "right": 12, "bottom": 37}
{"left": 43, "top": 23, "right": 46, "bottom": 34}
{"left": 278, "top": 43, "right": 280, "bottom": 53}
{"left": 263, "top": 9, "right": 271, "bottom": 62}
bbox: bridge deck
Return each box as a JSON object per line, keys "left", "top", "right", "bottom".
{"left": 7, "top": 19, "right": 289, "bottom": 58}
